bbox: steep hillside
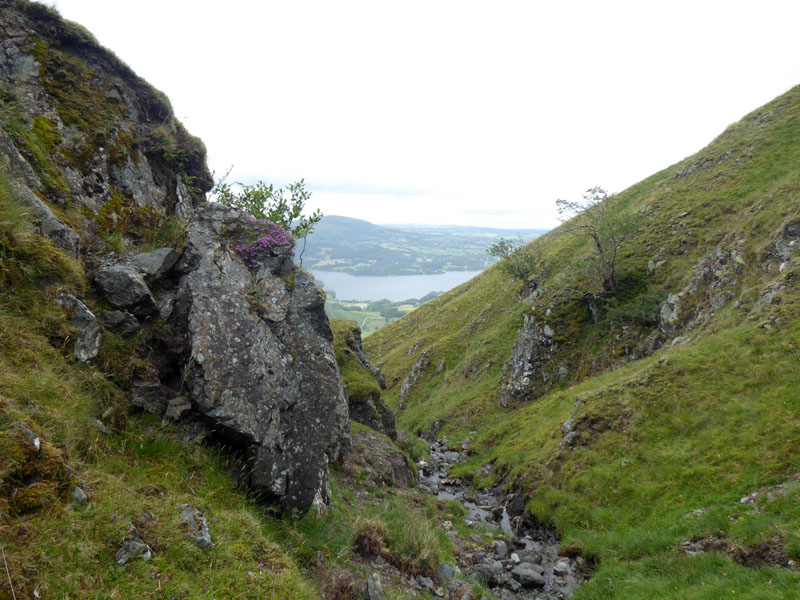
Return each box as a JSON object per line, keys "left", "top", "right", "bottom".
{"left": 366, "top": 85, "right": 800, "bottom": 598}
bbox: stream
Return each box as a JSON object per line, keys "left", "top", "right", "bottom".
{"left": 417, "top": 438, "right": 586, "bottom": 599}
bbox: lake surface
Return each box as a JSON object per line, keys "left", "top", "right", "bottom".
{"left": 309, "top": 269, "right": 482, "bottom": 302}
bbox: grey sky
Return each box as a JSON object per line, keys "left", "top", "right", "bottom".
{"left": 51, "top": 0, "right": 800, "bottom": 228}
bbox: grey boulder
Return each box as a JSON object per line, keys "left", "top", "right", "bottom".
{"left": 365, "top": 573, "right": 385, "bottom": 600}
{"left": 114, "top": 526, "right": 152, "bottom": 565}
{"left": 95, "top": 265, "right": 157, "bottom": 316}
{"left": 169, "top": 204, "right": 350, "bottom": 512}
{"left": 511, "top": 562, "right": 545, "bottom": 588}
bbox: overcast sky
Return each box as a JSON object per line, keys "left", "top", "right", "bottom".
{"left": 51, "top": 0, "right": 800, "bottom": 229}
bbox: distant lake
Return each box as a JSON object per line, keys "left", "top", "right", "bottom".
{"left": 309, "top": 270, "right": 482, "bottom": 302}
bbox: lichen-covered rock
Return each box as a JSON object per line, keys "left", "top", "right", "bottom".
{"left": 178, "top": 503, "right": 213, "bottom": 550}
{"left": 0, "top": 3, "right": 213, "bottom": 225}
{"left": 114, "top": 526, "right": 152, "bottom": 565}
{"left": 57, "top": 293, "right": 101, "bottom": 362}
{"left": 500, "top": 314, "right": 556, "bottom": 406}
{"left": 166, "top": 203, "right": 349, "bottom": 512}
{"left": 95, "top": 265, "right": 158, "bottom": 316}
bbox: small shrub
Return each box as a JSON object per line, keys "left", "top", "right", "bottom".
{"left": 232, "top": 217, "right": 295, "bottom": 269}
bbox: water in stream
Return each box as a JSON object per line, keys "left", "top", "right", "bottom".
{"left": 417, "top": 438, "right": 586, "bottom": 599}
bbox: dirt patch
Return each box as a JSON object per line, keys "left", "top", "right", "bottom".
{"left": 682, "top": 534, "right": 796, "bottom": 569}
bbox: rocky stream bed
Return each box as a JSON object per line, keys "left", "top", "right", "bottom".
{"left": 414, "top": 438, "right": 588, "bottom": 600}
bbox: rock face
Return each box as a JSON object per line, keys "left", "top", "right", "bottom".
{"left": 500, "top": 314, "right": 556, "bottom": 406}
{"left": 164, "top": 204, "right": 350, "bottom": 511}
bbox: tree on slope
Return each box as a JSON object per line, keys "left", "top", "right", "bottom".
{"left": 556, "top": 187, "right": 639, "bottom": 295}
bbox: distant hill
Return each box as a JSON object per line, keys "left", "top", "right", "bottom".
{"left": 301, "top": 215, "right": 545, "bottom": 275}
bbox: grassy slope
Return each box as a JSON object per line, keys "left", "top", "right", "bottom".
{"left": 366, "top": 86, "right": 800, "bottom": 598}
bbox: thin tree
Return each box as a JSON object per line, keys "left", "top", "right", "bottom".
{"left": 556, "top": 187, "right": 639, "bottom": 295}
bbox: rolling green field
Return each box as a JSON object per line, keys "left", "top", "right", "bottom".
{"left": 304, "top": 215, "right": 544, "bottom": 276}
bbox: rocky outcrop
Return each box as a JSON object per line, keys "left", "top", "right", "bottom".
{"left": 163, "top": 203, "right": 350, "bottom": 511}
{"left": 500, "top": 315, "right": 557, "bottom": 406}
{"left": 91, "top": 205, "right": 351, "bottom": 512}
{"left": 10, "top": 181, "right": 80, "bottom": 258}
{"left": 333, "top": 319, "right": 397, "bottom": 439}
{"left": 0, "top": 0, "right": 213, "bottom": 250}
{"left": 346, "top": 325, "right": 387, "bottom": 390}
{"left": 57, "top": 292, "right": 101, "bottom": 362}
{"left": 399, "top": 349, "right": 431, "bottom": 401}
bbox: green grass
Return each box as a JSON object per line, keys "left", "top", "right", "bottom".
{"left": 366, "top": 85, "right": 800, "bottom": 598}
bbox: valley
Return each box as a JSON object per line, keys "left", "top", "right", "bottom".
{"left": 0, "top": 3, "right": 798, "bottom": 600}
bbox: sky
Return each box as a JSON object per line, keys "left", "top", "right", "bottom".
{"left": 50, "top": 0, "right": 800, "bottom": 229}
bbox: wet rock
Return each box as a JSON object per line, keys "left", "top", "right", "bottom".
{"left": 114, "top": 526, "right": 152, "bottom": 565}
{"left": 58, "top": 293, "right": 102, "bottom": 362}
{"left": 366, "top": 572, "right": 385, "bottom": 600}
{"left": 98, "top": 310, "right": 140, "bottom": 335}
{"left": 511, "top": 562, "right": 545, "bottom": 588}
{"left": 95, "top": 265, "right": 158, "bottom": 316}
{"left": 131, "top": 248, "right": 179, "bottom": 283}
{"left": 178, "top": 503, "right": 213, "bottom": 550}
